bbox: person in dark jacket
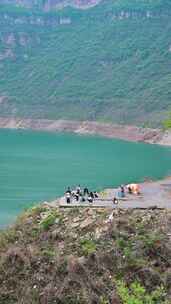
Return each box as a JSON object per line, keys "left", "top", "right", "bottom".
{"left": 83, "top": 187, "right": 89, "bottom": 196}
{"left": 65, "top": 191, "right": 71, "bottom": 204}
{"left": 93, "top": 191, "right": 98, "bottom": 198}
{"left": 88, "top": 192, "right": 94, "bottom": 203}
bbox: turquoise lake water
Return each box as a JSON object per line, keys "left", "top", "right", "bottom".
{"left": 0, "top": 129, "right": 171, "bottom": 227}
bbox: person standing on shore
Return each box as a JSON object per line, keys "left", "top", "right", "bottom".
{"left": 66, "top": 187, "right": 71, "bottom": 194}
{"left": 76, "top": 185, "right": 81, "bottom": 194}
{"left": 83, "top": 187, "right": 89, "bottom": 196}
{"left": 88, "top": 192, "right": 94, "bottom": 204}
{"left": 65, "top": 190, "right": 71, "bottom": 204}
{"left": 75, "top": 191, "right": 80, "bottom": 202}
{"left": 93, "top": 191, "right": 99, "bottom": 198}
{"left": 120, "top": 185, "right": 125, "bottom": 198}
{"left": 113, "top": 197, "right": 118, "bottom": 206}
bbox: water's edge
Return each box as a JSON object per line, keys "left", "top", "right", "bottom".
{"left": 1, "top": 128, "right": 171, "bottom": 228}
{"left": 0, "top": 117, "right": 170, "bottom": 146}
{"left": 1, "top": 175, "right": 171, "bottom": 230}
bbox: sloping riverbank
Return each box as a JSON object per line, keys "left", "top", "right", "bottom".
{"left": 0, "top": 117, "right": 170, "bottom": 146}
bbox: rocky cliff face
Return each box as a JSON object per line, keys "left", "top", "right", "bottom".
{"left": 0, "top": 0, "right": 102, "bottom": 10}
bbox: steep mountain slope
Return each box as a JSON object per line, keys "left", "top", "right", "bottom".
{"left": 0, "top": 0, "right": 171, "bottom": 126}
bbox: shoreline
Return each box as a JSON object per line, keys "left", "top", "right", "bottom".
{"left": 1, "top": 175, "right": 171, "bottom": 230}
{"left": 0, "top": 117, "right": 171, "bottom": 146}
{"left": 48, "top": 175, "right": 171, "bottom": 209}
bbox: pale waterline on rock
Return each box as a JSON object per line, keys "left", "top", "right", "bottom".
{"left": 0, "top": 117, "right": 170, "bottom": 145}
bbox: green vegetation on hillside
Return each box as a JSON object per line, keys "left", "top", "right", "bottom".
{"left": 0, "top": 0, "right": 171, "bottom": 125}
{"left": 0, "top": 206, "right": 170, "bottom": 303}
{"left": 163, "top": 112, "right": 171, "bottom": 129}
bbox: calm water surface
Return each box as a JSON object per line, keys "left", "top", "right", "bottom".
{"left": 0, "top": 129, "right": 171, "bottom": 227}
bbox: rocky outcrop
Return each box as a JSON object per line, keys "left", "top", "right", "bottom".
{"left": 0, "top": 31, "right": 40, "bottom": 61}
{"left": 0, "top": 14, "right": 69, "bottom": 27}
{"left": 0, "top": 0, "right": 102, "bottom": 11}
{"left": 110, "top": 10, "right": 171, "bottom": 21}
{"left": 0, "top": 49, "right": 14, "bottom": 60}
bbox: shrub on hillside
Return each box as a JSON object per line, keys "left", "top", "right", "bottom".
{"left": 116, "top": 281, "right": 168, "bottom": 304}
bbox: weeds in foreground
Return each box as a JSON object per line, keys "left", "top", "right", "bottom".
{"left": 116, "top": 281, "right": 168, "bottom": 304}
{"left": 40, "top": 210, "right": 62, "bottom": 231}
{"left": 41, "top": 248, "right": 56, "bottom": 260}
{"left": 99, "top": 296, "right": 110, "bottom": 304}
{"left": 80, "top": 239, "right": 96, "bottom": 256}
{"left": 0, "top": 228, "right": 17, "bottom": 249}
{"left": 40, "top": 214, "right": 56, "bottom": 230}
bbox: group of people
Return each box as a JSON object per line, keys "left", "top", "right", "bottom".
{"left": 113, "top": 183, "right": 140, "bottom": 205}
{"left": 65, "top": 183, "right": 140, "bottom": 205}
{"left": 65, "top": 185, "right": 99, "bottom": 204}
